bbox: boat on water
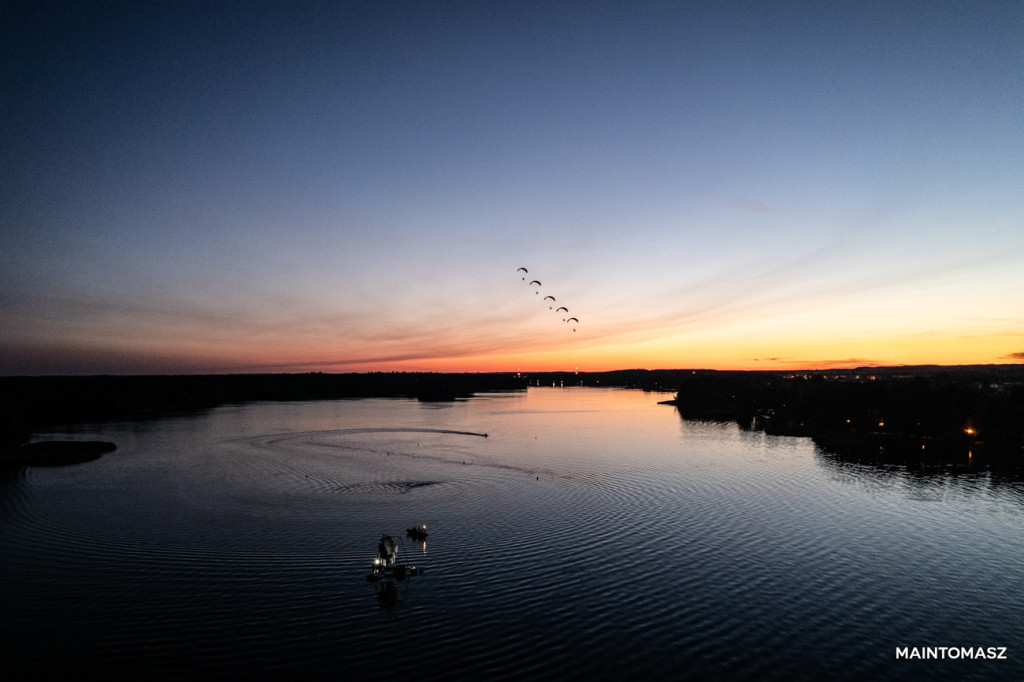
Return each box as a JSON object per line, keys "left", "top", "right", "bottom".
{"left": 366, "top": 534, "right": 421, "bottom": 584}
{"left": 406, "top": 524, "right": 428, "bottom": 541}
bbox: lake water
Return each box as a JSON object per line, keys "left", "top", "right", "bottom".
{"left": 2, "top": 387, "right": 1021, "bottom": 680}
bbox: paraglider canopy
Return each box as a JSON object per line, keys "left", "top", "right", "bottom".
{"left": 514, "top": 268, "right": 583, "bottom": 331}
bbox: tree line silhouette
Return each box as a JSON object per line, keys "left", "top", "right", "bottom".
{"left": 0, "top": 372, "right": 527, "bottom": 447}
{"left": 665, "top": 366, "right": 1024, "bottom": 470}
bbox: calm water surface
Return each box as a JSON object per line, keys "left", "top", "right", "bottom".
{"left": 2, "top": 388, "right": 1021, "bottom": 680}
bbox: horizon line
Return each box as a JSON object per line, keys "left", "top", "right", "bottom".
{"left": 4, "top": 362, "right": 1023, "bottom": 379}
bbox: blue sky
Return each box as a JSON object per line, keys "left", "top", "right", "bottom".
{"left": 2, "top": 1, "right": 1023, "bottom": 373}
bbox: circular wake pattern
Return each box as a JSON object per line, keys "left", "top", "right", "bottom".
{"left": 329, "top": 479, "right": 446, "bottom": 494}
{"left": 201, "top": 427, "right": 567, "bottom": 514}
{"left": 0, "top": 426, "right": 506, "bottom": 588}
{"left": 203, "top": 427, "right": 491, "bottom": 502}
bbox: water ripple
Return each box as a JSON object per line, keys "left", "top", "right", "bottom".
{"left": 2, "top": 394, "right": 1022, "bottom": 680}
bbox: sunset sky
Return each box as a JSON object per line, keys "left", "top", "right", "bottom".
{"left": 2, "top": 1, "right": 1023, "bottom": 374}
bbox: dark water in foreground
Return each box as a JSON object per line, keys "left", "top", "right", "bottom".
{"left": 2, "top": 388, "right": 1021, "bottom": 680}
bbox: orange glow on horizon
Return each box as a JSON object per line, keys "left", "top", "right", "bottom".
{"left": 180, "top": 330, "right": 1024, "bottom": 374}
{"left": 8, "top": 311, "right": 1022, "bottom": 375}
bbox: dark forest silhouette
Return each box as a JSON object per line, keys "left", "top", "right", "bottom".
{"left": 0, "top": 373, "right": 526, "bottom": 448}
{"left": 663, "top": 366, "right": 1024, "bottom": 472}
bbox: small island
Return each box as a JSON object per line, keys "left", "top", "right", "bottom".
{"left": 0, "top": 440, "right": 116, "bottom": 467}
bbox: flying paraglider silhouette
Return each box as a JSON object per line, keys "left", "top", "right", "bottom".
{"left": 516, "top": 268, "right": 580, "bottom": 332}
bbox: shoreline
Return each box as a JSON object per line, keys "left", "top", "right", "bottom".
{"left": 2, "top": 368, "right": 1022, "bottom": 469}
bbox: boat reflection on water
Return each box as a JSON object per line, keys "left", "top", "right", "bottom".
{"left": 812, "top": 428, "right": 1024, "bottom": 483}
{"left": 366, "top": 534, "right": 422, "bottom": 608}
